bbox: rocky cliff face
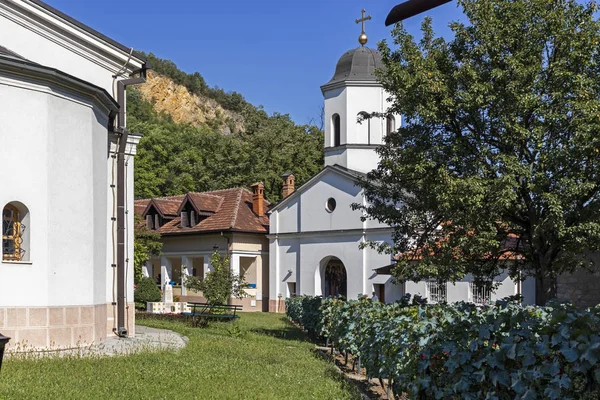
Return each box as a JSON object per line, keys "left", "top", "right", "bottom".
{"left": 137, "top": 71, "right": 245, "bottom": 134}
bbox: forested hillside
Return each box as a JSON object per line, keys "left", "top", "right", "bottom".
{"left": 129, "top": 53, "right": 324, "bottom": 202}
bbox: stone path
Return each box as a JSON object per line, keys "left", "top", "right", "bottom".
{"left": 89, "top": 325, "right": 189, "bottom": 357}
{"left": 7, "top": 325, "right": 188, "bottom": 359}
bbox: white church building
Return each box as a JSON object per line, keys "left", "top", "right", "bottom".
{"left": 0, "top": 0, "right": 146, "bottom": 349}
{"left": 268, "top": 28, "right": 535, "bottom": 311}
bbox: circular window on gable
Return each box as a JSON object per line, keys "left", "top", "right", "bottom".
{"left": 326, "top": 198, "right": 337, "bottom": 213}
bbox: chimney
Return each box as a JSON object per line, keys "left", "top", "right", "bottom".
{"left": 281, "top": 172, "right": 295, "bottom": 199}
{"left": 251, "top": 182, "right": 265, "bottom": 217}
{"left": 180, "top": 211, "right": 188, "bottom": 228}
{"left": 146, "top": 214, "right": 153, "bottom": 230}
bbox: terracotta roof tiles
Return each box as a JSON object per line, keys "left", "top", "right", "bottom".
{"left": 134, "top": 188, "right": 269, "bottom": 235}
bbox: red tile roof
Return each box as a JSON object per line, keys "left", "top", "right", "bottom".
{"left": 135, "top": 188, "right": 269, "bottom": 235}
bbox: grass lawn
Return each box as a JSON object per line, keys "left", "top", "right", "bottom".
{"left": 0, "top": 312, "right": 360, "bottom": 400}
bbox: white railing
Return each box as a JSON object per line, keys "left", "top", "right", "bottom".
{"left": 426, "top": 281, "right": 447, "bottom": 303}
{"left": 470, "top": 282, "right": 492, "bottom": 305}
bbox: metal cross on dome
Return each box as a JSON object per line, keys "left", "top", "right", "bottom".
{"left": 355, "top": 9, "right": 372, "bottom": 46}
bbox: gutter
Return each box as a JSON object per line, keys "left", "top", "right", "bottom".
{"left": 114, "top": 68, "right": 147, "bottom": 338}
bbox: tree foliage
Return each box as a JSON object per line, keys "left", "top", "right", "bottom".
{"left": 128, "top": 88, "right": 323, "bottom": 202}
{"left": 356, "top": 0, "right": 600, "bottom": 303}
{"left": 133, "top": 213, "right": 162, "bottom": 284}
{"left": 134, "top": 276, "right": 162, "bottom": 308}
{"left": 184, "top": 251, "right": 248, "bottom": 305}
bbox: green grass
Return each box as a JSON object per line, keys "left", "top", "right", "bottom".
{"left": 0, "top": 313, "right": 360, "bottom": 400}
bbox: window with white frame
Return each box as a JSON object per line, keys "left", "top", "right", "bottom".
{"left": 426, "top": 280, "right": 447, "bottom": 303}
{"left": 470, "top": 281, "right": 492, "bottom": 305}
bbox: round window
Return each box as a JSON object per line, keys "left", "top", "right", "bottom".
{"left": 326, "top": 198, "right": 337, "bottom": 213}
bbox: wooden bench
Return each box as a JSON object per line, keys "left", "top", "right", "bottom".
{"left": 182, "top": 302, "right": 242, "bottom": 324}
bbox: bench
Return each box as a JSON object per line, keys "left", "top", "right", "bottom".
{"left": 182, "top": 302, "right": 242, "bottom": 324}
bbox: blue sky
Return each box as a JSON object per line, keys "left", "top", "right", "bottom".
{"left": 46, "top": 0, "right": 465, "bottom": 125}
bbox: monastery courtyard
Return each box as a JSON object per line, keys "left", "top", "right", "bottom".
{"left": 0, "top": 313, "right": 361, "bottom": 399}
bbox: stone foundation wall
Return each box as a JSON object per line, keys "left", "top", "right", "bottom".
{"left": 557, "top": 268, "right": 600, "bottom": 308}
{"left": 104, "top": 303, "right": 136, "bottom": 338}
{"left": 0, "top": 302, "right": 136, "bottom": 351}
{"left": 268, "top": 299, "right": 286, "bottom": 313}
{"left": 0, "top": 304, "right": 107, "bottom": 351}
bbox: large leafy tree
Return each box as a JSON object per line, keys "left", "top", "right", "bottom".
{"left": 357, "top": 0, "right": 600, "bottom": 304}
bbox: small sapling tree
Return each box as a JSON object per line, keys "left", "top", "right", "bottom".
{"left": 184, "top": 251, "right": 249, "bottom": 305}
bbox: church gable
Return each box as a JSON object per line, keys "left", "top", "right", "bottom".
{"left": 271, "top": 166, "right": 367, "bottom": 234}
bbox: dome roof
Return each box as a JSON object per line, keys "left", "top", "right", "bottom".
{"left": 324, "top": 46, "right": 383, "bottom": 86}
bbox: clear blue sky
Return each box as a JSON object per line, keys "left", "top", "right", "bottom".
{"left": 45, "top": 0, "right": 465, "bottom": 125}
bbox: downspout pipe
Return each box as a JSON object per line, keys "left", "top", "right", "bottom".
{"left": 115, "top": 74, "right": 146, "bottom": 337}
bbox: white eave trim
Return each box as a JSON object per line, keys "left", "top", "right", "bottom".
{"left": 320, "top": 79, "right": 383, "bottom": 94}
{"left": 0, "top": 1, "right": 145, "bottom": 75}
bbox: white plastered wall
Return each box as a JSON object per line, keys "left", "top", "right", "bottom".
{"left": 0, "top": 73, "right": 110, "bottom": 307}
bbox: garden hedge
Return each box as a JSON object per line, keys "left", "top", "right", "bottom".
{"left": 286, "top": 295, "right": 600, "bottom": 399}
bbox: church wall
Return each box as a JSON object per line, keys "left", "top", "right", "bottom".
{"left": 275, "top": 201, "right": 299, "bottom": 234}
{"left": 269, "top": 237, "right": 300, "bottom": 301}
{"left": 0, "top": 78, "right": 50, "bottom": 307}
{"left": 323, "top": 147, "right": 348, "bottom": 169}
{"left": 345, "top": 147, "right": 382, "bottom": 175}
{"left": 0, "top": 73, "right": 115, "bottom": 348}
{"left": 46, "top": 94, "right": 108, "bottom": 307}
{"left": 323, "top": 87, "right": 346, "bottom": 148}
{"left": 345, "top": 86, "right": 386, "bottom": 145}
{"left": 299, "top": 173, "right": 363, "bottom": 232}
{"left": 298, "top": 234, "right": 365, "bottom": 299}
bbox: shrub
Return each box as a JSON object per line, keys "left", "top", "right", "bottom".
{"left": 287, "top": 295, "right": 600, "bottom": 399}
{"left": 134, "top": 277, "right": 161, "bottom": 308}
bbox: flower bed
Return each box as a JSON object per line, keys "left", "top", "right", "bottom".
{"left": 286, "top": 295, "right": 600, "bottom": 399}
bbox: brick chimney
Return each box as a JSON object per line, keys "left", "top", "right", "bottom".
{"left": 281, "top": 172, "right": 295, "bottom": 199}
{"left": 251, "top": 182, "right": 265, "bottom": 217}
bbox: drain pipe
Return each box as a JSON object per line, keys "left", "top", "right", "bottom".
{"left": 114, "top": 72, "right": 146, "bottom": 337}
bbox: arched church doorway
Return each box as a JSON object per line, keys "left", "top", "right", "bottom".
{"left": 323, "top": 258, "right": 347, "bottom": 297}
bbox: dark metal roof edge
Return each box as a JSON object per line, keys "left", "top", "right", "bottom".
{"left": 324, "top": 143, "right": 382, "bottom": 152}
{"left": 0, "top": 54, "right": 119, "bottom": 112}
{"left": 385, "top": 0, "right": 453, "bottom": 26}
{"left": 28, "top": 0, "right": 147, "bottom": 63}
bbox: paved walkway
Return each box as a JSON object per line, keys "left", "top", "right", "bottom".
{"left": 89, "top": 325, "right": 189, "bottom": 356}
{"left": 7, "top": 325, "right": 188, "bottom": 359}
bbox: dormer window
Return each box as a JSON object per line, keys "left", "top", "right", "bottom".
{"left": 180, "top": 203, "right": 197, "bottom": 228}
{"left": 146, "top": 214, "right": 153, "bottom": 230}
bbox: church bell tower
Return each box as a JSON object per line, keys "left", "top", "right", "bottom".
{"left": 320, "top": 10, "right": 400, "bottom": 174}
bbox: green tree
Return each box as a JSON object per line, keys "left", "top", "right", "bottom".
{"left": 133, "top": 214, "right": 163, "bottom": 284}
{"left": 356, "top": 0, "right": 600, "bottom": 304}
{"left": 184, "top": 251, "right": 249, "bottom": 305}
